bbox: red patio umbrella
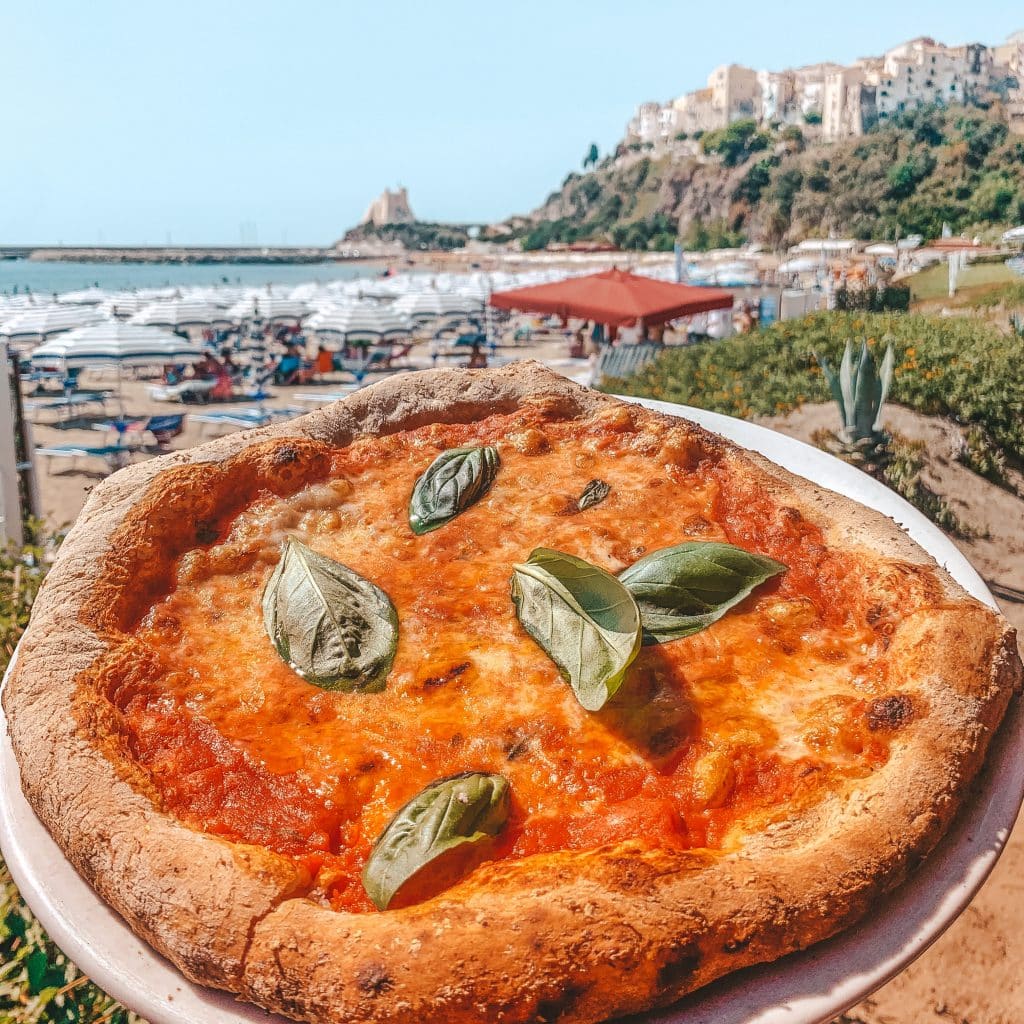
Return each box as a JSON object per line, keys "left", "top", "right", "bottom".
{"left": 488, "top": 268, "right": 733, "bottom": 328}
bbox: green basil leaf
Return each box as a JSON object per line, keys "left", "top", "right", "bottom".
{"left": 511, "top": 548, "right": 642, "bottom": 711}
{"left": 262, "top": 536, "right": 398, "bottom": 691}
{"left": 618, "top": 541, "right": 786, "bottom": 645}
{"left": 577, "top": 479, "right": 611, "bottom": 512}
{"left": 409, "top": 445, "right": 500, "bottom": 534}
{"left": 362, "top": 772, "right": 510, "bottom": 910}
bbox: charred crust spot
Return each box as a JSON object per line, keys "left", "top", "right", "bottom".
{"left": 535, "top": 983, "right": 589, "bottom": 1022}
{"left": 355, "top": 963, "right": 394, "bottom": 996}
{"left": 648, "top": 727, "right": 684, "bottom": 757}
{"left": 682, "top": 514, "right": 713, "bottom": 535}
{"left": 194, "top": 520, "right": 218, "bottom": 545}
{"left": 867, "top": 694, "right": 915, "bottom": 732}
{"left": 723, "top": 936, "right": 751, "bottom": 954}
{"left": 273, "top": 445, "right": 299, "bottom": 465}
{"left": 422, "top": 662, "right": 471, "bottom": 690}
{"left": 357, "top": 759, "right": 378, "bottom": 774}
{"left": 657, "top": 942, "right": 701, "bottom": 989}
{"left": 865, "top": 602, "right": 885, "bottom": 627}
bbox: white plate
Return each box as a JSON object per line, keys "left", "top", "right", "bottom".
{"left": 1, "top": 399, "right": 1020, "bottom": 1024}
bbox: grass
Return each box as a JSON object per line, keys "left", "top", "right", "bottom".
{"left": 905, "top": 260, "right": 1019, "bottom": 302}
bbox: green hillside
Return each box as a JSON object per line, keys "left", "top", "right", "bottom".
{"left": 520, "top": 106, "right": 1024, "bottom": 251}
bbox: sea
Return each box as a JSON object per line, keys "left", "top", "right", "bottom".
{"left": 0, "top": 260, "right": 382, "bottom": 297}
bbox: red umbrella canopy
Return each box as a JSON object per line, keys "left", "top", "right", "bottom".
{"left": 488, "top": 268, "right": 733, "bottom": 327}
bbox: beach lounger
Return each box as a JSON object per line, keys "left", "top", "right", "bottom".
{"left": 293, "top": 388, "right": 360, "bottom": 406}
{"left": 147, "top": 380, "right": 217, "bottom": 403}
{"left": 595, "top": 343, "right": 663, "bottom": 386}
{"left": 24, "top": 392, "right": 109, "bottom": 422}
{"left": 35, "top": 444, "right": 140, "bottom": 474}
{"left": 192, "top": 407, "right": 303, "bottom": 437}
{"left": 93, "top": 414, "right": 187, "bottom": 451}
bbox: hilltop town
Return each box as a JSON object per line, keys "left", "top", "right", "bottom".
{"left": 625, "top": 31, "right": 1024, "bottom": 150}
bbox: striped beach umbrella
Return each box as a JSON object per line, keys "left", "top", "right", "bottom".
{"left": 131, "top": 299, "right": 233, "bottom": 328}
{"left": 31, "top": 323, "right": 205, "bottom": 368}
{"left": 393, "top": 292, "right": 483, "bottom": 321}
{"left": 306, "top": 304, "right": 411, "bottom": 342}
{"left": 0, "top": 306, "right": 107, "bottom": 345}
{"left": 227, "top": 295, "right": 309, "bottom": 323}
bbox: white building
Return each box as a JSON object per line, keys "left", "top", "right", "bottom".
{"left": 622, "top": 31, "right": 1024, "bottom": 152}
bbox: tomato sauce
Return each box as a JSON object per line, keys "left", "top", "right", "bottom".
{"left": 96, "top": 407, "right": 924, "bottom": 913}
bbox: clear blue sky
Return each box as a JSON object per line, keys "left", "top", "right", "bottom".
{"left": 3, "top": 0, "right": 1021, "bottom": 245}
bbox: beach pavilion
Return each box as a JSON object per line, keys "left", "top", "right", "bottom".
{"left": 488, "top": 268, "right": 733, "bottom": 341}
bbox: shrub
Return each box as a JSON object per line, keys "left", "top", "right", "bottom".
{"left": 607, "top": 311, "right": 1024, "bottom": 459}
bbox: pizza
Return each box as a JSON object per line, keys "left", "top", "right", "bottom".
{"left": 4, "top": 362, "right": 1020, "bottom": 1024}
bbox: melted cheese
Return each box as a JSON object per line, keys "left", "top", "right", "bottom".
{"left": 103, "top": 406, "right": 928, "bottom": 913}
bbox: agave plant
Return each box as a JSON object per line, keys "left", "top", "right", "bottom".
{"left": 816, "top": 340, "right": 894, "bottom": 467}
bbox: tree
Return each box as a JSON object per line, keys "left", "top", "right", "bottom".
{"left": 683, "top": 216, "right": 710, "bottom": 251}
{"left": 582, "top": 142, "right": 599, "bottom": 169}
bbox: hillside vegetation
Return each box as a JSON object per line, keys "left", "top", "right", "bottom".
{"left": 523, "top": 106, "right": 1024, "bottom": 251}
{"left": 608, "top": 312, "right": 1024, "bottom": 460}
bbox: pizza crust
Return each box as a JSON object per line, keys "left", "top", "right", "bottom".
{"left": 4, "top": 362, "right": 1020, "bottom": 1023}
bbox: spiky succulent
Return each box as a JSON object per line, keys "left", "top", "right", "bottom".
{"left": 816, "top": 340, "right": 894, "bottom": 464}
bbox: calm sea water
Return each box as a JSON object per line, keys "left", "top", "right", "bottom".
{"left": 0, "top": 260, "right": 382, "bottom": 296}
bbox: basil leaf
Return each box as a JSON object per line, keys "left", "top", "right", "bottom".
{"left": 619, "top": 541, "right": 786, "bottom": 645}
{"left": 511, "top": 548, "right": 642, "bottom": 711}
{"left": 409, "top": 445, "right": 500, "bottom": 534}
{"left": 362, "top": 772, "right": 510, "bottom": 910}
{"left": 577, "top": 479, "right": 611, "bottom": 512}
{"left": 262, "top": 536, "right": 398, "bottom": 691}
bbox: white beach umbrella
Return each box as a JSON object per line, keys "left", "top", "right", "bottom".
{"left": 864, "top": 243, "right": 898, "bottom": 257}
{"left": 227, "top": 295, "right": 308, "bottom": 322}
{"left": 1001, "top": 225, "right": 1024, "bottom": 243}
{"left": 778, "top": 257, "right": 821, "bottom": 274}
{"left": 393, "top": 292, "right": 483, "bottom": 321}
{"left": 306, "top": 305, "right": 411, "bottom": 343}
{"left": 31, "top": 323, "right": 205, "bottom": 368}
{"left": 0, "top": 306, "right": 106, "bottom": 344}
{"left": 131, "top": 300, "right": 232, "bottom": 328}
{"left": 96, "top": 293, "right": 148, "bottom": 319}
{"left": 56, "top": 287, "right": 108, "bottom": 305}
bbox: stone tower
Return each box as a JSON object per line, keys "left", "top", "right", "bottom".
{"left": 360, "top": 187, "right": 415, "bottom": 226}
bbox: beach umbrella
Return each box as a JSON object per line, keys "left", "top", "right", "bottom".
{"left": 32, "top": 322, "right": 206, "bottom": 418}
{"left": 778, "top": 257, "right": 821, "bottom": 274}
{"left": 0, "top": 305, "right": 107, "bottom": 345}
{"left": 1002, "top": 225, "right": 1024, "bottom": 243}
{"left": 306, "top": 305, "right": 411, "bottom": 343}
{"left": 131, "top": 299, "right": 232, "bottom": 328}
{"left": 56, "top": 287, "right": 108, "bottom": 305}
{"left": 865, "top": 244, "right": 898, "bottom": 257}
{"left": 227, "top": 295, "right": 308, "bottom": 322}
{"left": 30, "top": 323, "right": 204, "bottom": 368}
{"left": 393, "top": 292, "right": 484, "bottom": 321}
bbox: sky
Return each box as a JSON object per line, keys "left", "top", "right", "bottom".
{"left": 2, "top": 0, "right": 1022, "bottom": 245}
